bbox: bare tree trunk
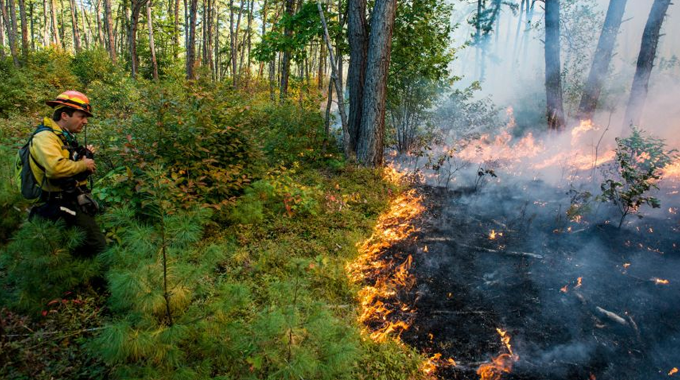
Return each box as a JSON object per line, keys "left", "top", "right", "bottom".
{"left": 214, "top": 4, "right": 219, "bottom": 80}
{"left": 229, "top": 0, "right": 236, "bottom": 85}
{"left": 173, "top": 0, "right": 179, "bottom": 59}
{"left": 0, "top": 2, "right": 5, "bottom": 58}
{"left": 147, "top": 2, "right": 158, "bottom": 80}
{"left": 245, "top": 0, "right": 253, "bottom": 83}
{"left": 318, "top": 1, "right": 349, "bottom": 155}
{"left": 80, "top": 0, "right": 92, "bottom": 49}
{"left": 17, "top": 0, "right": 27, "bottom": 59}
{"left": 103, "top": 0, "right": 115, "bottom": 62}
{"left": 3, "top": 0, "right": 20, "bottom": 66}
{"left": 186, "top": 0, "right": 197, "bottom": 78}
{"left": 235, "top": 0, "right": 244, "bottom": 80}
{"left": 42, "top": 0, "right": 49, "bottom": 46}
{"left": 94, "top": 0, "right": 104, "bottom": 46}
{"left": 69, "top": 0, "right": 81, "bottom": 53}
{"left": 578, "top": 0, "right": 628, "bottom": 120}
{"left": 356, "top": 0, "right": 397, "bottom": 166}
{"left": 544, "top": 0, "right": 565, "bottom": 130}
{"left": 130, "top": 0, "right": 150, "bottom": 78}
{"left": 623, "top": 0, "right": 671, "bottom": 128}
{"left": 279, "top": 0, "right": 293, "bottom": 100}
{"left": 347, "top": 0, "right": 367, "bottom": 155}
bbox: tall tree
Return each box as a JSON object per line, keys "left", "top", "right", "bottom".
{"left": 103, "top": 0, "right": 115, "bottom": 62}
{"left": 42, "top": 0, "right": 49, "bottom": 46}
{"left": 355, "top": 0, "right": 398, "bottom": 166}
{"left": 68, "top": 0, "right": 81, "bottom": 53}
{"left": 3, "top": 0, "right": 20, "bottom": 66}
{"left": 279, "top": 0, "right": 294, "bottom": 100}
{"left": 0, "top": 3, "right": 5, "bottom": 58}
{"left": 129, "top": 0, "right": 150, "bottom": 78}
{"left": 623, "top": 0, "right": 672, "bottom": 127}
{"left": 186, "top": 0, "right": 198, "bottom": 78}
{"left": 577, "top": 0, "right": 628, "bottom": 120}
{"left": 544, "top": 0, "right": 565, "bottom": 130}
{"left": 346, "top": 0, "right": 367, "bottom": 154}
{"left": 17, "top": 0, "right": 28, "bottom": 59}
{"left": 50, "top": 0, "right": 60, "bottom": 48}
{"left": 147, "top": 2, "right": 158, "bottom": 80}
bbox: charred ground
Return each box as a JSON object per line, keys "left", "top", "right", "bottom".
{"left": 377, "top": 184, "right": 680, "bottom": 380}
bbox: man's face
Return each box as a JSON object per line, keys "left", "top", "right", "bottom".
{"left": 62, "top": 110, "right": 89, "bottom": 133}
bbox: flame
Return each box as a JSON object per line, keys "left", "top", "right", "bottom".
{"left": 661, "top": 160, "right": 680, "bottom": 180}
{"left": 477, "top": 354, "right": 514, "bottom": 380}
{"left": 348, "top": 165, "right": 425, "bottom": 343}
{"left": 560, "top": 285, "right": 569, "bottom": 293}
{"left": 489, "top": 230, "right": 497, "bottom": 240}
{"left": 421, "top": 353, "right": 457, "bottom": 376}
{"left": 623, "top": 263, "right": 631, "bottom": 269}
{"left": 572, "top": 119, "right": 595, "bottom": 140}
{"left": 653, "top": 278, "right": 670, "bottom": 285}
{"left": 576, "top": 277, "right": 583, "bottom": 289}
{"left": 477, "top": 329, "right": 519, "bottom": 380}
{"left": 670, "top": 367, "right": 679, "bottom": 376}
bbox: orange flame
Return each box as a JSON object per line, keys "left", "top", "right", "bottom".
{"left": 653, "top": 278, "right": 670, "bottom": 285}
{"left": 349, "top": 165, "right": 425, "bottom": 344}
{"left": 576, "top": 277, "right": 583, "bottom": 289}
{"left": 477, "top": 329, "right": 519, "bottom": 380}
{"left": 421, "top": 353, "right": 458, "bottom": 376}
{"left": 560, "top": 285, "right": 569, "bottom": 293}
{"left": 490, "top": 230, "right": 497, "bottom": 240}
{"left": 670, "top": 367, "right": 679, "bottom": 376}
{"left": 477, "top": 354, "right": 514, "bottom": 380}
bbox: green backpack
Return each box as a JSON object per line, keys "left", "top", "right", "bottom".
{"left": 15, "top": 125, "right": 55, "bottom": 200}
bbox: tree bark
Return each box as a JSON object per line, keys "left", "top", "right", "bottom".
{"left": 229, "top": 0, "right": 236, "bottom": 85}
{"left": 186, "top": 0, "right": 198, "bottom": 79}
{"left": 356, "top": 0, "right": 397, "bottom": 166}
{"left": 623, "top": 0, "right": 671, "bottom": 128}
{"left": 42, "top": 0, "right": 49, "bottom": 46}
{"left": 129, "top": 0, "right": 150, "bottom": 78}
{"left": 17, "top": 0, "right": 28, "bottom": 59}
{"left": 279, "top": 0, "right": 294, "bottom": 100}
{"left": 347, "top": 0, "right": 368, "bottom": 154}
{"left": 318, "top": 1, "right": 349, "bottom": 156}
{"left": 147, "top": 3, "right": 158, "bottom": 80}
{"left": 3, "top": 0, "right": 20, "bottom": 66}
{"left": 0, "top": 1, "right": 5, "bottom": 58}
{"left": 69, "top": 0, "right": 81, "bottom": 53}
{"left": 173, "top": 0, "right": 179, "bottom": 59}
{"left": 578, "top": 0, "right": 628, "bottom": 121}
{"left": 544, "top": 0, "right": 565, "bottom": 130}
{"left": 103, "top": 0, "right": 115, "bottom": 62}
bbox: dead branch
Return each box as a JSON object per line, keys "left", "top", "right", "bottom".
{"left": 595, "top": 306, "right": 628, "bottom": 326}
{"left": 459, "top": 244, "right": 544, "bottom": 259}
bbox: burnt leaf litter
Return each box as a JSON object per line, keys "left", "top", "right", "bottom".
{"left": 366, "top": 184, "right": 680, "bottom": 380}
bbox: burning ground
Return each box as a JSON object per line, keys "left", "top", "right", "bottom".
{"left": 351, "top": 125, "right": 680, "bottom": 380}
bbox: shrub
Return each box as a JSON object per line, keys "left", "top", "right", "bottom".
{"left": 598, "top": 127, "right": 677, "bottom": 228}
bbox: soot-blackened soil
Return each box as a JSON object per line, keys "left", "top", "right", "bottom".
{"left": 392, "top": 186, "right": 680, "bottom": 380}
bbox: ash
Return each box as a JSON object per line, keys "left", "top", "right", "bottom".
{"left": 398, "top": 181, "right": 680, "bottom": 380}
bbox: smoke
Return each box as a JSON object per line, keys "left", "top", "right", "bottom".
{"left": 446, "top": 0, "right": 680, "bottom": 145}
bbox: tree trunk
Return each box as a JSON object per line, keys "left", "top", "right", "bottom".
{"left": 245, "top": 0, "right": 253, "bottom": 83}
{"left": 17, "top": 0, "right": 27, "bottom": 59}
{"left": 356, "top": 0, "right": 397, "bottom": 166}
{"left": 347, "top": 0, "right": 368, "bottom": 154}
{"left": 69, "top": 0, "right": 81, "bottom": 53}
{"left": 214, "top": 4, "right": 220, "bottom": 80}
{"left": 623, "top": 0, "right": 671, "bottom": 128}
{"left": 279, "top": 0, "right": 294, "bottom": 101}
{"left": 147, "top": 3, "right": 158, "bottom": 80}
{"left": 229, "top": 0, "right": 236, "bottom": 85}
{"left": 94, "top": 0, "right": 104, "bottom": 46}
{"left": 318, "top": 1, "right": 349, "bottom": 156}
{"left": 42, "top": 0, "right": 49, "bottom": 46}
{"left": 130, "top": 0, "right": 149, "bottom": 78}
{"left": 577, "top": 0, "right": 628, "bottom": 121}
{"left": 186, "top": 0, "right": 198, "bottom": 79}
{"left": 235, "top": 0, "right": 245, "bottom": 81}
{"left": 103, "top": 0, "right": 115, "bottom": 62}
{"left": 3, "top": 0, "right": 20, "bottom": 66}
{"left": 80, "top": 0, "right": 92, "bottom": 49}
{"left": 173, "top": 0, "right": 179, "bottom": 59}
{"left": 0, "top": 2, "right": 5, "bottom": 59}
{"left": 544, "top": 0, "right": 565, "bottom": 130}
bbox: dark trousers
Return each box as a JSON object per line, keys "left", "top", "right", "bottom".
{"left": 29, "top": 198, "right": 107, "bottom": 258}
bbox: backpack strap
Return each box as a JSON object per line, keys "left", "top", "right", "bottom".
{"left": 28, "top": 124, "right": 57, "bottom": 174}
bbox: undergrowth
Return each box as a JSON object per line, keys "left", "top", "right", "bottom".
{"left": 0, "top": 51, "right": 427, "bottom": 380}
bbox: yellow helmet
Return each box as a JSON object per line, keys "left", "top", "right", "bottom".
{"left": 46, "top": 90, "right": 93, "bottom": 117}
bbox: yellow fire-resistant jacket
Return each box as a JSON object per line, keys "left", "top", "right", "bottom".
{"left": 29, "top": 117, "right": 89, "bottom": 192}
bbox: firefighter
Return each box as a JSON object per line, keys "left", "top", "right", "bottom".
{"left": 29, "top": 90, "right": 106, "bottom": 258}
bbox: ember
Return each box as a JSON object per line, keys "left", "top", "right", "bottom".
{"left": 670, "top": 367, "right": 679, "bottom": 376}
